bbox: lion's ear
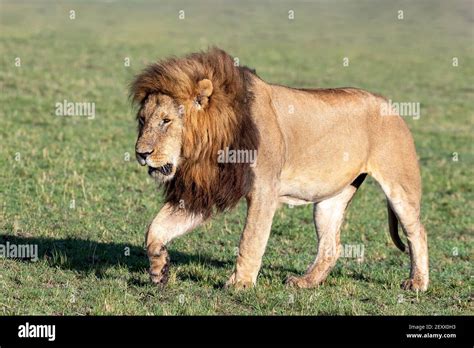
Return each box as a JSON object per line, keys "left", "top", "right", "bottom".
{"left": 195, "top": 79, "right": 213, "bottom": 109}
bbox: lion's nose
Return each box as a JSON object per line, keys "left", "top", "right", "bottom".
{"left": 136, "top": 148, "right": 153, "bottom": 165}
{"left": 136, "top": 149, "right": 153, "bottom": 158}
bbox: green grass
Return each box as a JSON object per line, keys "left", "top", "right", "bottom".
{"left": 0, "top": 0, "right": 472, "bottom": 315}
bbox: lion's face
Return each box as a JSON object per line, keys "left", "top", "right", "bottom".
{"left": 135, "top": 94, "right": 183, "bottom": 182}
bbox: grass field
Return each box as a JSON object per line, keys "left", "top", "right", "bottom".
{"left": 0, "top": 0, "right": 472, "bottom": 315}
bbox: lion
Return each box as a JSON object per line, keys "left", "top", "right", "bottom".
{"left": 130, "top": 48, "right": 429, "bottom": 291}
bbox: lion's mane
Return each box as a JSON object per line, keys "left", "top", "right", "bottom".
{"left": 131, "top": 48, "right": 259, "bottom": 218}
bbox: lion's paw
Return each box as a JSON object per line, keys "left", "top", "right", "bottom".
{"left": 286, "top": 275, "right": 320, "bottom": 289}
{"left": 149, "top": 262, "right": 169, "bottom": 287}
{"left": 400, "top": 278, "right": 428, "bottom": 291}
{"left": 224, "top": 272, "right": 254, "bottom": 290}
{"left": 148, "top": 247, "right": 170, "bottom": 287}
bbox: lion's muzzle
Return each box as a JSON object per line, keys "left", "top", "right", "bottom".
{"left": 148, "top": 163, "right": 173, "bottom": 176}
{"left": 136, "top": 147, "right": 175, "bottom": 180}
{"left": 135, "top": 149, "right": 150, "bottom": 166}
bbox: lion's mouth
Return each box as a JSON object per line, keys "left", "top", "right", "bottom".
{"left": 148, "top": 163, "right": 174, "bottom": 177}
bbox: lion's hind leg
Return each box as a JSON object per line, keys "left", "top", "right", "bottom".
{"left": 368, "top": 115, "right": 429, "bottom": 291}
{"left": 373, "top": 172, "right": 429, "bottom": 291}
{"left": 287, "top": 182, "right": 361, "bottom": 288}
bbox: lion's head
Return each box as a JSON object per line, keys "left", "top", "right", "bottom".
{"left": 130, "top": 48, "right": 259, "bottom": 218}
{"left": 135, "top": 93, "right": 183, "bottom": 181}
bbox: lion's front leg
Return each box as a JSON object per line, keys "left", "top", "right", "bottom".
{"left": 226, "top": 190, "right": 278, "bottom": 289}
{"left": 146, "top": 203, "right": 203, "bottom": 286}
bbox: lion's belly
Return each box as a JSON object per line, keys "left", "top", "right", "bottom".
{"left": 278, "top": 140, "right": 369, "bottom": 203}
{"left": 279, "top": 167, "right": 361, "bottom": 204}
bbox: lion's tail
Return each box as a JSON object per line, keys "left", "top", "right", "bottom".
{"left": 387, "top": 202, "right": 407, "bottom": 252}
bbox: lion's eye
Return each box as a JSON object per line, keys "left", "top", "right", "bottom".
{"left": 161, "top": 118, "right": 171, "bottom": 126}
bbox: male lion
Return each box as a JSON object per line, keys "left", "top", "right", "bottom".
{"left": 130, "top": 48, "right": 428, "bottom": 291}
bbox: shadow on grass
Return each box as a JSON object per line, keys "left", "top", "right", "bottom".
{"left": 0, "top": 234, "right": 308, "bottom": 289}
{"left": 0, "top": 234, "right": 232, "bottom": 281}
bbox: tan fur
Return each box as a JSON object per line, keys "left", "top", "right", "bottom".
{"left": 131, "top": 48, "right": 429, "bottom": 291}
